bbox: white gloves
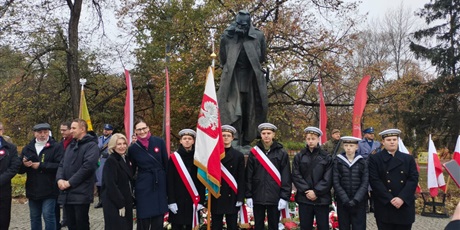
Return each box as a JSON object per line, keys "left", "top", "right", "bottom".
{"left": 119, "top": 207, "right": 125, "bottom": 217}
{"left": 197, "top": 204, "right": 204, "bottom": 210}
{"left": 168, "top": 203, "right": 178, "bottom": 214}
{"left": 246, "top": 198, "right": 253, "bottom": 208}
{"left": 278, "top": 199, "right": 287, "bottom": 210}
{"left": 235, "top": 201, "right": 243, "bottom": 207}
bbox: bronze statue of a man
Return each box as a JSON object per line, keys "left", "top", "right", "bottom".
{"left": 218, "top": 10, "right": 268, "bottom": 148}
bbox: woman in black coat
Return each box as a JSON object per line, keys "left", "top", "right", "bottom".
{"left": 102, "top": 133, "right": 134, "bottom": 230}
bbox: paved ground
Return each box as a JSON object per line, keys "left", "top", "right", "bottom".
{"left": 9, "top": 201, "right": 452, "bottom": 229}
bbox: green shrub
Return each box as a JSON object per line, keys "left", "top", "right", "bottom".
{"left": 11, "top": 174, "right": 26, "bottom": 197}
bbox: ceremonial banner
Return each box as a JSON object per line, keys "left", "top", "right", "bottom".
{"left": 194, "top": 67, "right": 224, "bottom": 198}
{"left": 164, "top": 67, "right": 171, "bottom": 154}
{"left": 427, "top": 135, "right": 446, "bottom": 197}
{"left": 352, "top": 76, "right": 371, "bottom": 138}
{"left": 124, "top": 69, "right": 134, "bottom": 144}
{"left": 79, "top": 85, "right": 93, "bottom": 131}
{"left": 318, "top": 77, "right": 327, "bottom": 144}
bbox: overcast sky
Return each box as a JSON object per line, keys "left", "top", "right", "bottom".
{"left": 347, "top": 0, "right": 427, "bottom": 19}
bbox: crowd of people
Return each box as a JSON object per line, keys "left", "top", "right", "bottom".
{"left": 1, "top": 120, "right": 460, "bottom": 230}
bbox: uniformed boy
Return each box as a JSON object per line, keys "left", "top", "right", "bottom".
{"left": 332, "top": 136, "right": 368, "bottom": 230}
{"left": 292, "top": 127, "right": 332, "bottom": 230}
{"left": 245, "top": 123, "right": 291, "bottom": 230}
{"left": 368, "top": 129, "right": 419, "bottom": 230}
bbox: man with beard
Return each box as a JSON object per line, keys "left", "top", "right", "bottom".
{"left": 20, "top": 123, "right": 63, "bottom": 230}
{"left": 218, "top": 10, "right": 267, "bottom": 150}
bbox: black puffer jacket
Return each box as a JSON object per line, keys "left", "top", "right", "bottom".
{"left": 292, "top": 146, "right": 332, "bottom": 205}
{"left": 56, "top": 134, "right": 99, "bottom": 205}
{"left": 245, "top": 141, "right": 291, "bottom": 205}
{"left": 332, "top": 153, "right": 368, "bottom": 204}
{"left": 19, "top": 138, "right": 63, "bottom": 200}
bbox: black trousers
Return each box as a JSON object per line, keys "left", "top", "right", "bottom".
{"left": 298, "top": 203, "right": 329, "bottom": 230}
{"left": 376, "top": 220, "right": 412, "bottom": 230}
{"left": 336, "top": 200, "right": 366, "bottom": 230}
{"left": 137, "top": 215, "right": 164, "bottom": 230}
{"left": 211, "top": 212, "right": 238, "bottom": 230}
{"left": 64, "top": 203, "right": 90, "bottom": 230}
{"left": 253, "top": 204, "right": 279, "bottom": 230}
{"left": 171, "top": 224, "right": 192, "bottom": 230}
{"left": 0, "top": 197, "right": 12, "bottom": 230}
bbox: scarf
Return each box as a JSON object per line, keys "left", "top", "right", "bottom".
{"left": 137, "top": 132, "right": 151, "bottom": 149}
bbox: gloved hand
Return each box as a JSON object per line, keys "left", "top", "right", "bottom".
{"left": 278, "top": 199, "right": 287, "bottom": 210}
{"left": 348, "top": 199, "right": 357, "bottom": 208}
{"left": 235, "top": 201, "right": 243, "bottom": 207}
{"left": 168, "top": 203, "right": 178, "bottom": 214}
{"left": 197, "top": 204, "right": 204, "bottom": 210}
{"left": 246, "top": 198, "right": 253, "bottom": 208}
{"left": 119, "top": 207, "right": 125, "bottom": 217}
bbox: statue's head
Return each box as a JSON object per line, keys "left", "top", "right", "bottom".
{"left": 235, "top": 10, "right": 251, "bottom": 36}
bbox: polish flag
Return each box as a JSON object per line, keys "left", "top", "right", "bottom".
{"left": 398, "top": 138, "right": 422, "bottom": 193}
{"left": 427, "top": 135, "right": 446, "bottom": 197}
{"left": 453, "top": 135, "right": 460, "bottom": 165}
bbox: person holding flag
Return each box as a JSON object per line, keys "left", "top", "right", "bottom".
{"left": 168, "top": 129, "right": 206, "bottom": 230}
{"left": 210, "top": 125, "right": 245, "bottom": 230}
{"left": 292, "top": 127, "right": 332, "bottom": 230}
{"left": 245, "top": 123, "right": 291, "bottom": 230}
{"left": 368, "top": 129, "right": 419, "bottom": 230}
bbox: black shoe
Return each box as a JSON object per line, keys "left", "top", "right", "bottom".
{"left": 60, "top": 220, "right": 67, "bottom": 228}
{"left": 94, "top": 202, "right": 102, "bottom": 208}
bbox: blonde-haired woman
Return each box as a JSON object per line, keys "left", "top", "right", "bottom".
{"left": 101, "top": 133, "right": 134, "bottom": 230}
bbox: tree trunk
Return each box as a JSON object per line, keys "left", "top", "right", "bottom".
{"left": 67, "top": 0, "right": 83, "bottom": 118}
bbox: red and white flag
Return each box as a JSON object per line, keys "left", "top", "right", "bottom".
{"left": 318, "top": 77, "right": 327, "bottom": 144}
{"left": 427, "top": 135, "right": 446, "bottom": 197}
{"left": 194, "top": 67, "right": 224, "bottom": 198}
{"left": 453, "top": 135, "right": 460, "bottom": 165}
{"left": 124, "top": 69, "right": 134, "bottom": 144}
{"left": 398, "top": 137, "right": 422, "bottom": 193}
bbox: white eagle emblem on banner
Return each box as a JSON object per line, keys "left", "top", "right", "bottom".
{"left": 198, "top": 101, "right": 218, "bottom": 131}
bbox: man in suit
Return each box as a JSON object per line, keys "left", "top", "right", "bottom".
{"left": 368, "top": 129, "right": 419, "bottom": 230}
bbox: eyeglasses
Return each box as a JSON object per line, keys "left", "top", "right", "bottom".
{"left": 135, "top": 127, "right": 149, "bottom": 132}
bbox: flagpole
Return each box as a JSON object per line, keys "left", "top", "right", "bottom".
{"left": 205, "top": 27, "right": 217, "bottom": 230}
{"left": 79, "top": 78, "right": 86, "bottom": 117}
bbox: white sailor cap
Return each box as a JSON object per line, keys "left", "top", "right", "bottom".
{"left": 258, "top": 123, "right": 277, "bottom": 132}
{"left": 221, "top": 125, "right": 237, "bottom": 135}
{"left": 178, "top": 129, "right": 196, "bottom": 138}
{"left": 378, "top": 129, "right": 401, "bottom": 139}
{"left": 303, "top": 126, "right": 322, "bottom": 137}
{"left": 340, "top": 136, "right": 361, "bottom": 143}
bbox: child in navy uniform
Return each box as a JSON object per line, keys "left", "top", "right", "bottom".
{"left": 332, "top": 136, "right": 368, "bottom": 230}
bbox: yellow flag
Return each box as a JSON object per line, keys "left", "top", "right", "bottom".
{"left": 79, "top": 89, "right": 93, "bottom": 131}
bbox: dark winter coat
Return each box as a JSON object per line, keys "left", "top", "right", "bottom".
{"left": 368, "top": 149, "right": 419, "bottom": 225}
{"left": 167, "top": 145, "right": 206, "bottom": 225}
{"left": 0, "top": 138, "right": 20, "bottom": 199}
{"left": 292, "top": 146, "right": 332, "bottom": 205}
{"left": 211, "top": 146, "right": 246, "bottom": 215}
{"left": 56, "top": 134, "right": 100, "bottom": 205}
{"left": 218, "top": 22, "right": 267, "bottom": 143}
{"left": 19, "top": 138, "right": 63, "bottom": 200}
{"left": 333, "top": 153, "right": 368, "bottom": 204}
{"left": 102, "top": 151, "right": 134, "bottom": 230}
{"left": 245, "top": 141, "right": 291, "bottom": 205}
{"left": 128, "top": 136, "right": 168, "bottom": 219}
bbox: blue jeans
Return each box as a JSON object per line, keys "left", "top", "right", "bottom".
{"left": 29, "top": 198, "right": 57, "bottom": 230}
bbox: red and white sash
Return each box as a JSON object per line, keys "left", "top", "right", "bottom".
{"left": 171, "top": 152, "right": 200, "bottom": 229}
{"left": 221, "top": 163, "right": 238, "bottom": 194}
{"left": 239, "top": 204, "right": 250, "bottom": 228}
{"left": 250, "top": 146, "right": 281, "bottom": 186}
